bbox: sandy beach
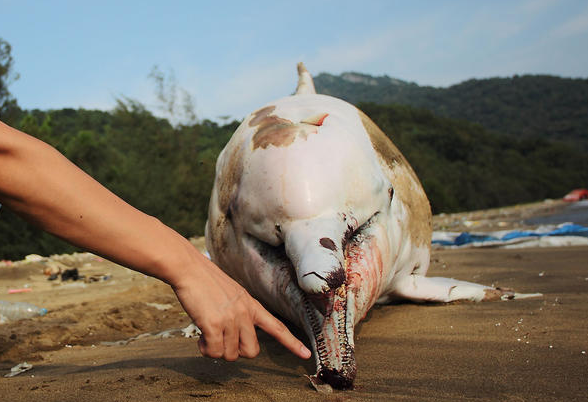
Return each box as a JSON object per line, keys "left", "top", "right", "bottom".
{"left": 1, "top": 204, "right": 587, "bottom": 401}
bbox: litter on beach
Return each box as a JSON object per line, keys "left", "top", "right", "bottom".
{"left": 433, "top": 223, "right": 588, "bottom": 248}
{"left": 4, "top": 362, "right": 33, "bottom": 378}
{"left": 7, "top": 288, "right": 32, "bottom": 294}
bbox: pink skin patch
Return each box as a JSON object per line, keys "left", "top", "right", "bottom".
{"left": 346, "top": 235, "right": 384, "bottom": 321}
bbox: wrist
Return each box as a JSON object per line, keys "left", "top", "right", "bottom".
{"left": 153, "top": 227, "right": 207, "bottom": 290}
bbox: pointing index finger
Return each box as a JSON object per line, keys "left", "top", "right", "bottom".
{"left": 253, "top": 302, "right": 311, "bottom": 359}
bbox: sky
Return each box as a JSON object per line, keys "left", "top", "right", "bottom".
{"left": 2, "top": 0, "right": 587, "bottom": 122}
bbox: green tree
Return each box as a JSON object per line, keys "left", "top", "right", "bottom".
{"left": 148, "top": 65, "right": 197, "bottom": 125}
{"left": 0, "top": 37, "right": 20, "bottom": 123}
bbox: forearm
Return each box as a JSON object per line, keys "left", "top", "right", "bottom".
{"left": 0, "top": 121, "right": 194, "bottom": 286}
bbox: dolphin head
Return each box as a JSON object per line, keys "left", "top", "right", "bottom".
{"left": 281, "top": 207, "right": 391, "bottom": 390}
{"left": 224, "top": 98, "right": 395, "bottom": 389}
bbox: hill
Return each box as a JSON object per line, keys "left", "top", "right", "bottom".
{"left": 315, "top": 72, "right": 588, "bottom": 147}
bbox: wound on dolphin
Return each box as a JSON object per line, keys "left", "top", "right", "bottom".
{"left": 301, "top": 113, "right": 329, "bottom": 126}
{"left": 324, "top": 263, "right": 345, "bottom": 289}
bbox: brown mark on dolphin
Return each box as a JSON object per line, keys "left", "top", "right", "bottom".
{"left": 320, "top": 237, "right": 338, "bottom": 252}
{"left": 358, "top": 109, "right": 406, "bottom": 169}
{"left": 253, "top": 115, "right": 299, "bottom": 149}
{"left": 209, "top": 132, "right": 247, "bottom": 254}
{"left": 358, "top": 108, "right": 432, "bottom": 247}
{"left": 249, "top": 105, "right": 276, "bottom": 127}
{"left": 217, "top": 144, "right": 243, "bottom": 216}
{"left": 250, "top": 106, "right": 321, "bottom": 150}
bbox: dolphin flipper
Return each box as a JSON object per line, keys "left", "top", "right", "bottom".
{"left": 379, "top": 275, "right": 542, "bottom": 304}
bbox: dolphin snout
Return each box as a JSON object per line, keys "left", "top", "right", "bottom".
{"left": 296, "top": 252, "right": 345, "bottom": 294}
{"left": 283, "top": 218, "right": 347, "bottom": 294}
{"left": 317, "top": 367, "right": 354, "bottom": 390}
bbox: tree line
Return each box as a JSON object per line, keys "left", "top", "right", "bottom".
{"left": 1, "top": 37, "right": 587, "bottom": 259}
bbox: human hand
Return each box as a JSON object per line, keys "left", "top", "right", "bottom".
{"left": 171, "top": 252, "right": 311, "bottom": 361}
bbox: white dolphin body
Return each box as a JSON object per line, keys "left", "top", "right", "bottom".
{"left": 206, "top": 64, "right": 532, "bottom": 389}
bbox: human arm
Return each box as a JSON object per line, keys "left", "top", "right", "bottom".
{"left": 0, "top": 120, "right": 311, "bottom": 361}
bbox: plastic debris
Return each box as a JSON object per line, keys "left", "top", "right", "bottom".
{"left": 7, "top": 288, "right": 32, "bottom": 294}
{"left": 43, "top": 260, "right": 69, "bottom": 276}
{"left": 84, "top": 274, "right": 111, "bottom": 283}
{"left": 306, "top": 374, "right": 333, "bottom": 393}
{"left": 433, "top": 223, "right": 588, "bottom": 248}
{"left": 101, "top": 327, "right": 192, "bottom": 346}
{"left": 0, "top": 301, "right": 48, "bottom": 323}
{"left": 182, "top": 323, "right": 202, "bottom": 338}
{"left": 61, "top": 268, "right": 82, "bottom": 281}
{"left": 145, "top": 302, "right": 173, "bottom": 311}
{"left": 4, "top": 362, "right": 33, "bottom": 378}
{"left": 24, "top": 254, "right": 45, "bottom": 263}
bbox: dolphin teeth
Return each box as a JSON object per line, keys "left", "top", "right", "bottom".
{"left": 304, "top": 282, "right": 356, "bottom": 390}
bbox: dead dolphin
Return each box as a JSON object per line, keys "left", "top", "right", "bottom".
{"left": 205, "top": 63, "right": 538, "bottom": 390}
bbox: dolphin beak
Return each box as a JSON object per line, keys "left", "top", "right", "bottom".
{"left": 283, "top": 216, "right": 359, "bottom": 389}
{"left": 302, "top": 283, "right": 357, "bottom": 390}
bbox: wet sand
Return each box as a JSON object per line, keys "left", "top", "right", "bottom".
{"left": 1, "top": 227, "right": 588, "bottom": 401}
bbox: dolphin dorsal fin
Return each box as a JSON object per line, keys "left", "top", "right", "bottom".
{"left": 295, "top": 62, "right": 316, "bottom": 95}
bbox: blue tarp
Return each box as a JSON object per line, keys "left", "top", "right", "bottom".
{"left": 433, "top": 223, "right": 588, "bottom": 247}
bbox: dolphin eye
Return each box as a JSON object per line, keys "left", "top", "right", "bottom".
{"left": 344, "top": 211, "right": 380, "bottom": 246}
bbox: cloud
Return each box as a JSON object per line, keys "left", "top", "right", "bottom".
{"left": 204, "top": 58, "right": 301, "bottom": 120}
{"left": 201, "top": 18, "right": 442, "bottom": 118}
{"left": 309, "top": 33, "right": 388, "bottom": 74}
{"left": 519, "top": 0, "right": 564, "bottom": 14}
{"left": 549, "top": 5, "right": 588, "bottom": 38}
{"left": 306, "top": 13, "right": 443, "bottom": 79}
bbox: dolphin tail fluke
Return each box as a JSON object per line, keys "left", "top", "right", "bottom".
{"left": 295, "top": 62, "right": 316, "bottom": 95}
